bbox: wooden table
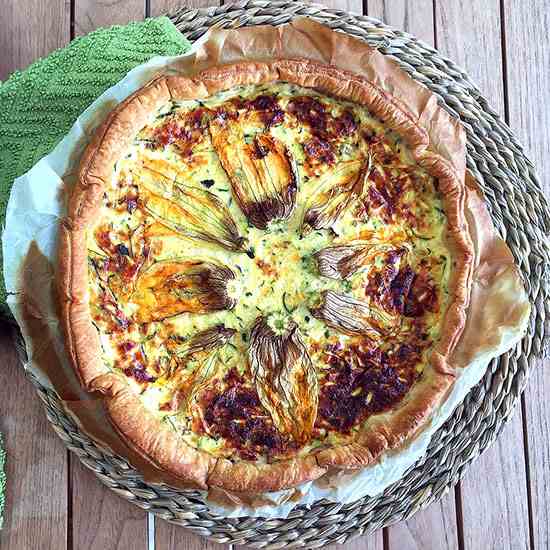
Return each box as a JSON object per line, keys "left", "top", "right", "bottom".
{"left": 1, "top": 1, "right": 548, "bottom": 549}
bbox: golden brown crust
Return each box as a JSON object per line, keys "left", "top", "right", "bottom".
{"left": 209, "top": 455, "right": 326, "bottom": 493}
{"left": 58, "top": 220, "right": 109, "bottom": 390}
{"left": 105, "top": 386, "right": 214, "bottom": 489}
{"left": 60, "top": 58, "right": 475, "bottom": 492}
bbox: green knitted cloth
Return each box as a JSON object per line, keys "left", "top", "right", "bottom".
{"left": 0, "top": 16, "right": 190, "bottom": 317}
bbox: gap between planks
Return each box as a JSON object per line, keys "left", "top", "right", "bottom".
{"left": 500, "top": 1, "right": 534, "bottom": 547}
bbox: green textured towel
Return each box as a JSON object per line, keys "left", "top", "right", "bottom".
{"left": 0, "top": 16, "right": 190, "bottom": 317}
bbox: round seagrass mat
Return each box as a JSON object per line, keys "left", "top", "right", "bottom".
{"left": 14, "top": 1, "right": 550, "bottom": 548}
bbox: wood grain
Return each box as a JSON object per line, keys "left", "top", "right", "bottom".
{"left": 504, "top": 2, "right": 550, "bottom": 549}
{"left": 367, "top": 0, "right": 434, "bottom": 45}
{"left": 0, "top": 0, "right": 70, "bottom": 80}
{"left": 74, "top": 0, "right": 146, "bottom": 36}
{"left": 387, "top": 496, "right": 458, "bottom": 550}
{"left": 71, "top": 459, "right": 148, "bottom": 550}
{"left": 435, "top": 2, "right": 531, "bottom": 549}
{"left": 435, "top": 0, "right": 504, "bottom": 114}
{"left": 0, "top": 1, "right": 70, "bottom": 548}
{"left": 0, "top": 330, "right": 68, "bottom": 550}
{"left": 460, "top": 408, "right": 530, "bottom": 550}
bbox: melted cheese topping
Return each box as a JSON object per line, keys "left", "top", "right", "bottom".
{"left": 87, "top": 82, "right": 452, "bottom": 459}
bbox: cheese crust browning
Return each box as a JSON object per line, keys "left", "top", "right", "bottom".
{"left": 59, "top": 59, "right": 474, "bottom": 492}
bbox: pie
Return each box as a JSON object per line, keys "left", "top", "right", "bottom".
{"left": 59, "top": 59, "right": 474, "bottom": 493}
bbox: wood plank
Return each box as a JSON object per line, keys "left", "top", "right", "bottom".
{"left": 460, "top": 407, "right": 530, "bottom": 550}
{"left": 503, "top": 2, "right": 550, "bottom": 550}
{"left": 435, "top": 0, "right": 504, "bottom": 114}
{"left": 0, "top": 0, "right": 70, "bottom": 80}
{"left": 365, "top": 4, "right": 459, "bottom": 548}
{"left": 386, "top": 496, "right": 458, "bottom": 550}
{"left": 71, "top": 458, "right": 148, "bottom": 550}
{"left": 70, "top": 6, "right": 149, "bottom": 549}
{"left": 74, "top": 0, "right": 146, "bottom": 36}
{"left": 0, "top": 329, "right": 69, "bottom": 550}
{"left": 0, "top": 0, "right": 70, "bottom": 547}
{"left": 367, "top": 0, "right": 434, "bottom": 45}
{"left": 151, "top": 2, "right": 228, "bottom": 546}
{"left": 435, "top": 2, "right": 531, "bottom": 549}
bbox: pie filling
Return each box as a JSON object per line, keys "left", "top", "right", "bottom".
{"left": 87, "top": 82, "right": 451, "bottom": 461}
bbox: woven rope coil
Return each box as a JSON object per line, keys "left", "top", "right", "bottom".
{"left": 14, "top": 2, "right": 550, "bottom": 548}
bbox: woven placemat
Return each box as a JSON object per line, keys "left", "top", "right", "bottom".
{"left": 13, "top": 2, "right": 550, "bottom": 548}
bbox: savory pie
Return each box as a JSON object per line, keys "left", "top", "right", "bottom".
{"left": 59, "top": 59, "right": 474, "bottom": 492}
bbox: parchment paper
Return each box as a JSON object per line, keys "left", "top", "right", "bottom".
{"left": 2, "top": 19, "right": 530, "bottom": 519}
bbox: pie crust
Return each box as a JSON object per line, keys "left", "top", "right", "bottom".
{"left": 59, "top": 59, "right": 474, "bottom": 492}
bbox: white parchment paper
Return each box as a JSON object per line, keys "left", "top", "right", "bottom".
{"left": 2, "top": 26, "right": 530, "bottom": 519}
